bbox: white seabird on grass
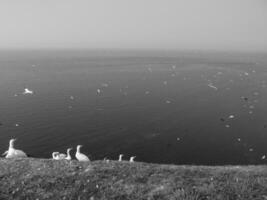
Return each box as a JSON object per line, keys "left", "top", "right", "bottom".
{"left": 129, "top": 156, "right": 136, "bottom": 163}
{"left": 3, "top": 138, "right": 27, "bottom": 158}
{"left": 65, "top": 148, "right": 72, "bottom": 160}
{"left": 23, "top": 88, "right": 34, "bottom": 95}
{"left": 52, "top": 152, "right": 60, "bottom": 160}
{"left": 57, "top": 152, "right": 67, "bottom": 160}
{"left": 75, "top": 145, "right": 90, "bottom": 162}
{"left": 118, "top": 154, "right": 124, "bottom": 162}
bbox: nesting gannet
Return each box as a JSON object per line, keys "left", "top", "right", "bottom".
{"left": 3, "top": 139, "right": 27, "bottom": 158}
{"left": 75, "top": 145, "right": 90, "bottom": 162}
{"left": 57, "top": 153, "right": 67, "bottom": 160}
{"left": 23, "top": 88, "right": 34, "bottom": 95}
{"left": 65, "top": 148, "right": 72, "bottom": 160}
{"left": 118, "top": 154, "right": 124, "bottom": 162}
{"left": 129, "top": 156, "right": 136, "bottom": 163}
{"left": 52, "top": 152, "right": 60, "bottom": 160}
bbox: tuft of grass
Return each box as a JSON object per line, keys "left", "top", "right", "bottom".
{"left": 1, "top": 158, "right": 267, "bottom": 199}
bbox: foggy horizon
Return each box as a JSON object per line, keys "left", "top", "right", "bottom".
{"left": 0, "top": 0, "right": 266, "bottom": 51}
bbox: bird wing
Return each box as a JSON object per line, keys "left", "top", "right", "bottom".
{"left": 58, "top": 153, "right": 67, "bottom": 159}
{"left": 76, "top": 153, "right": 90, "bottom": 161}
{"left": 2, "top": 150, "right": 8, "bottom": 156}
{"left": 14, "top": 149, "right": 28, "bottom": 157}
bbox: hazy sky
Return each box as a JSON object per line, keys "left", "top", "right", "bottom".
{"left": 0, "top": 0, "right": 266, "bottom": 51}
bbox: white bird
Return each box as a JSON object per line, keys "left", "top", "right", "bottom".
{"left": 129, "top": 156, "right": 136, "bottom": 163}
{"left": 75, "top": 145, "right": 90, "bottom": 162}
{"left": 65, "top": 148, "right": 72, "bottom": 160}
{"left": 118, "top": 154, "right": 124, "bottom": 162}
{"left": 23, "top": 88, "right": 34, "bottom": 95}
{"left": 52, "top": 152, "right": 60, "bottom": 160}
{"left": 57, "top": 153, "right": 67, "bottom": 160}
{"left": 3, "top": 138, "right": 27, "bottom": 158}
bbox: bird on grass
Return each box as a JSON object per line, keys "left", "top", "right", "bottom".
{"left": 57, "top": 152, "right": 67, "bottom": 160}
{"left": 75, "top": 145, "right": 90, "bottom": 162}
{"left": 118, "top": 154, "right": 124, "bottom": 162}
{"left": 129, "top": 156, "right": 136, "bottom": 163}
{"left": 52, "top": 152, "right": 60, "bottom": 160}
{"left": 65, "top": 148, "right": 72, "bottom": 160}
{"left": 52, "top": 148, "right": 72, "bottom": 160}
{"left": 2, "top": 138, "right": 28, "bottom": 158}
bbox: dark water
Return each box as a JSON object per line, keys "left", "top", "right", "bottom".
{"left": 1, "top": 49, "right": 267, "bottom": 165}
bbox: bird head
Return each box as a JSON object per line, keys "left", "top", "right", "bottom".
{"left": 130, "top": 156, "right": 136, "bottom": 161}
{"left": 52, "top": 152, "right": 59, "bottom": 158}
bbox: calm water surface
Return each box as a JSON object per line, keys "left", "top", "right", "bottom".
{"left": 0, "top": 50, "right": 267, "bottom": 165}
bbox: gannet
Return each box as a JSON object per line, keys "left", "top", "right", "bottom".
{"left": 3, "top": 139, "right": 27, "bottom": 158}
{"left": 65, "top": 148, "right": 72, "bottom": 160}
{"left": 75, "top": 145, "right": 90, "bottom": 162}
{"left": 57, "top": 153, "right": 67, "bottom": 160}
{"left": 23, "top": 88, "right": 34, "bottom": 95}
{"left": 129, "top": 156, "right": 136, "bottom": 162}
{"left": 118, "top": 154, "right": 124, "bottom": 162}
{"left": 52, "top": 152, "right": 60, "bottom": 160}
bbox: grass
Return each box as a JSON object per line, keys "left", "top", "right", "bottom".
{"left": 1, "top": 158, "right": 267, "bottom": 199}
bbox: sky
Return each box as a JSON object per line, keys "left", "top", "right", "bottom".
{"left": 0, "top": 0, "right": 266, "bottom": 51}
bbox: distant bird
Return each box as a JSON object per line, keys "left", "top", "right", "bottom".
{"left": 118, "top": 154, "right": 124, "bottom": 162}
{"left": 3, "top": 138, "right": 27, "bottom": 158}
{"left": 129, "top": 156, "right": 136, "bottom": 163}
{"left": 65, "top": 148, "right": 72, "bottom": 160}
{"left": 52, "top": 152, "right": 60, "bottom": 160}
{"left": 207, "top": 83, "right": 218, "bottom": 90}
{"left": 75, "top": 145, "right": 90, "bottom": 162}
{"left": 23, "top": 88, "right": 34, "bottom": 95}
{"left": 57, "top": 152, "right": 67, "bottom": 160}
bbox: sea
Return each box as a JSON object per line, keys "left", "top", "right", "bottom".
{"left": 0, "top": 49, "right": 267, "bottom": 165}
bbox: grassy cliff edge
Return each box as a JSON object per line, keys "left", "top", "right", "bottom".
{"left": 1, "top": 158, "right": 267, "bottom": 199}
